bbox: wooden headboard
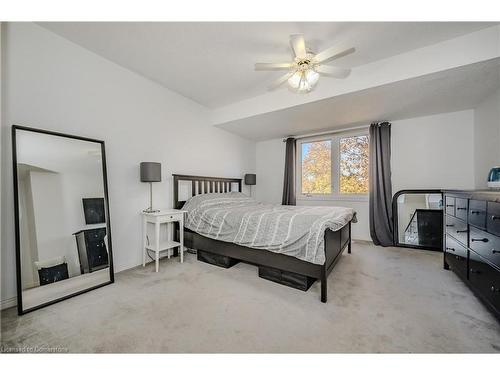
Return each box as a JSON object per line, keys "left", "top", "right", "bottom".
{"left": 173, "top": 174, "right": 242, "bottom": 209}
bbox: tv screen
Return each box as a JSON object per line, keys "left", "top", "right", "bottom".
{"left": 82, "top": 198, "right": 105, "bottom": 225}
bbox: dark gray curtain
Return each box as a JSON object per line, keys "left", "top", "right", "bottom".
{"left": 369, "top": 122, "right": 393, "bottom": 246}
{"left": 282, "top": 137, "right": 296, "bottom": 205}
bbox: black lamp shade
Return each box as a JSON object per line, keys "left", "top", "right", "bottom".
{"left": 140, "top": 162, "right": 161, "bottom": 182}
{"left": 244, "top": 174, "right": 256, "bottom": 185}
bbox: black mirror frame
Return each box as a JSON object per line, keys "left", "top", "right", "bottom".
{"left": 12, "top": 125, "right": 114, "bottom": 315}
{"left": 392, "top": 189, "right": 443, "bottom": 251}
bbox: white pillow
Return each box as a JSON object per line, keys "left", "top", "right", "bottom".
{"left": 34, "top": 256, "right": 66, "bottom": 270}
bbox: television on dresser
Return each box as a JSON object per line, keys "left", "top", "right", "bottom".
{"left": 82, "top": 198, "right": 106, "bottom": 224}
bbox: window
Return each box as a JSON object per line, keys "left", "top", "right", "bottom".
{"left": 339, "top": 135, "right": 369, "bottom": 194}
{"left": 301, "top": 140, "right": 332, "bottom": 194}
{"left": 297, "top": 132, "right": 369, "bottom": 199}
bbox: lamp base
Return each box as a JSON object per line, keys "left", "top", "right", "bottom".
{"left": 143, "top": 182, "right": 160, "bottom": 213}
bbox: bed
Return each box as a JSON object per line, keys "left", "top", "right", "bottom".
{"left": 173, "top": 174, "right": 355, "bottom": 302}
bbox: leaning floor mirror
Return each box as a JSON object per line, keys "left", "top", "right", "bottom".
{"left": 12, "top": 125, "right": 114, "bottom": 314}
{"left": 393, "top": 189, "right": 444, "bottom": 251}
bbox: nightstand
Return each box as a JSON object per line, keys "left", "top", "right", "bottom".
{"left": 141, "top": 209, "right": 187, "bottom": 272}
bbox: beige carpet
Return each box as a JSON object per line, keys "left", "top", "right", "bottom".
{"left": 2, "top": 242, "right": 500, "bottom": 353}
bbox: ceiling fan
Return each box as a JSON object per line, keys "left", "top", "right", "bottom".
{"left": 255, "top": 34, "right": 355, "bottom": 93}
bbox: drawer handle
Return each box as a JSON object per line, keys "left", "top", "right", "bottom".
{"left": 457, "top": 207, "right": 467, "bottom": 211}
{"left": 456, "top": 230, "right": 468, "bottom": 233}
{"left": 446, "top": 224, "right": 454, "bottom": 227}
{"left": 492, "top": 250, "right": 500, "bottom": 254}
{"left": 446, "top": 247, "right": 455, "bottom": 252}
{"left": 446, "top": 204, "right": 455, "bottom": 208}
{"left": 470, "top": 268, "right": 481, "bottom": 274}
{"left": 470, "top": 210, "right": 482, "bottom": 215}
{"left": 491, "top": 286, "right": 500, "bottom": 293}
{"left": 471, "top": 238, "right": 489, "bottom": 243}
{"left": 492, "top": 215, "right": 500, "bottom": 221}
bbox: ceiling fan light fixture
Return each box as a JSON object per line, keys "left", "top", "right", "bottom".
{"left": 287, "top": 71, "right": 303, "bottom": 89}
{"left": 305, "top": 69, "right": 319, "bottom": 86}
{"left": 256, "top": 34, "right": 355, "bottom": 93}
{"left": 298, "top": 77, "right": 311, "bottom": 92}
{"left": 288, "top": 68, "right": 319, "bottom": 92}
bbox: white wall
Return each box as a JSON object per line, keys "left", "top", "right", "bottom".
{"left": 255, "top": 139, "right": 285, "bottom": 204}
{"left": 391, "top": 110, "right": 475, "bottom": 192}
{"left": 1, "top": 23, "right": 255, "bottom": 306}
{"left": 473, "top": 89, "right": 500, "bottom": 188}
{"left": 28, "top": 169, "right": 104, "bottom": 279}
{"left": 30, "top": 171, "right": 79, "bottom": 277}
{"left": 18, "top": 174, "right": 38, "bottom": 288}
{"left": 0, "top": 22, "right": 4, "bottom": 307}
{"left": 256, "top": 110, "right": 476, "bottom": 241}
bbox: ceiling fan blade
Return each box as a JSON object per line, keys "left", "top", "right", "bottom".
{"left": 290, "top": 34, "right": 307, "bottom": 59}
{"left": 315, "top": 65, "right": 351, "bottom": 78}
{"left": 268, "top": 71, "right": 295, "bottom": 90}
{"left": 255, "top": 62, "right": 294, "bottom": 71}
{"left": 314, "top": 47, "right": 355, "bottom": 64}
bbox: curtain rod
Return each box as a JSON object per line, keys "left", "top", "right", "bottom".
{"left": 282, "top": 124, "right": 369, "bottom": 142}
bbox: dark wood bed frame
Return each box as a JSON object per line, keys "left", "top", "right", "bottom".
{"left": 173, "top": 174, "right": 352, "bottom": 303}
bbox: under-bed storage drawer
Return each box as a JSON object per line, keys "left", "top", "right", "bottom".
{"left": 197, "top": 249, "right": 239, "bottom": 268}
{"left": 258, "top": 265, "right": 316, "bottom": 291}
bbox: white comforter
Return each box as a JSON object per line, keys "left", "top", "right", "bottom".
{"left": 183, "top": 193, "right": 356, "bottom": 265}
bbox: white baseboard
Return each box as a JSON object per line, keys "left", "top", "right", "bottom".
{"left": 0, "top": 296, "right": 17, "bottom": 311}
{"left": 352, "top": 239, "right": 373, "bottom": 244}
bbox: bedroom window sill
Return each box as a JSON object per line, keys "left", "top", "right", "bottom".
{"left": 297, "top": 194, "right": 369, "bottom": 203}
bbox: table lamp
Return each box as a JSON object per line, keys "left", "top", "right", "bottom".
{"left": 140, "top": 162, "right": 161, "bottom": 213}
{"left": 244, "top": 173, "right": 256, "bottom": 197}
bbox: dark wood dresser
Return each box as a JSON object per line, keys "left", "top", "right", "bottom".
{"left": 444, "top": 190, "right": 500, "bottom": 319}
{"left": 73, "top": 227, "right": 109, "bottom": 274}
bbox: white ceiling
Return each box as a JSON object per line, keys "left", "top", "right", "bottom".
{"left": 216, "top": 58, "right": 500, "bottom": 141}
{"left": 38, "top": 22, "right": 496, "bottom": 108}
{"left": 16, "top": 130, "right": 102, "bottom": 173}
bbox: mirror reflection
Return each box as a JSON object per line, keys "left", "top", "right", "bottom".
{"left": 15, "top": 128, "right": 112, "bottom": 312}
{"left": 395, "top": 192, "right": 443, "bottom": 250}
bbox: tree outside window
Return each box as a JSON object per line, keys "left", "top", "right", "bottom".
{"left": 301, "top": 140, "right": 331, "bottom": 194}
{"left": 299, "top": 133, "right": 369, "bottom": 196}
{"left": 339, "top": 135, "right": 369, "bottom": 194}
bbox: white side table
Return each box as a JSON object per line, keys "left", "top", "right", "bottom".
{"left": 142, "top": 209, "right": 187, "bottom": 272}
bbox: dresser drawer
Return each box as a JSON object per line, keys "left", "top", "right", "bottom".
{"left": 159, "top": 213, "right": 184, "bottom": 223}
{"left": 445, "top": 214, "right": 468, "bottom": 245}
{"left": 88, "top": 245, "right": 109, "bottom": 269}
{"left": 468, "top": 200, "right": 487, "bottom": 229}
{"left": 469, "top": 227, "right": 500, "bottom": 268}
{"left": 455, "top": 198, "right": 468, "bottom": 221}
{"left": 445, "top": 235, "right": 468, "bottom": 278}
{"left": 468, "top": 250, "right": 500, "bottom": 314}
{"left": 487, "top": 201, "right": 500, "bottom": 237}
{"left": 84, "top": 228, "right": 106, "bottom": 248}
{"left": 445, "top": 196, "right": 455, "bottom": 216}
